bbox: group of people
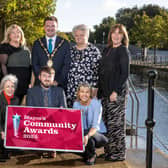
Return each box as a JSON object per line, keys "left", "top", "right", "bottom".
{"left": 0, "top": 16, "right": 130, "bottom": 165}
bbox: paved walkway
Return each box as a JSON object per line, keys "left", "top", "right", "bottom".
{"left": 1, "top": 136, "right": 168, "bottom": 168}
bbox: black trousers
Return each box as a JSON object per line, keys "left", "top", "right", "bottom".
{"left": 83, "top": 130, "right": 108, "bottom": 159}
{"left": 0, "top": 135, "right": 8, "bottom": 158}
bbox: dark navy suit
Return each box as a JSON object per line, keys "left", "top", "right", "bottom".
{"left": 32, "top": 36, "right": 71, "bottom": 89}
{"left": 26, "top": 85, "right": 67, "bottom": 108}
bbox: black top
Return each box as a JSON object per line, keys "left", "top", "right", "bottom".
{"left": 0, "top": 43, "right": 31, "bottom": 101}
{"left": 98, "top": 45, "right": 130, "bottom": 98}
{"left": 0, "top": 92, "right": 19, "bottom": 132}
{"left": 0, "top": 43, "right": 22, "bottom": 55}
{"left": 0, "top": 43, "right": 31, "bottom": 67}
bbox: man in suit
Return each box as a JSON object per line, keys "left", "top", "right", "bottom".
{"left": 26, "top": 66, "right": 66, "bottom": 158}
{"left": 26, "top": 66, "right": 67, "bottom": 107}
{"left": 32, "top": 16, "right": 71, "bottom": 89}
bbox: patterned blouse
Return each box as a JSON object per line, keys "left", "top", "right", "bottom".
{"left": 66, "top": 43, "right": 101, "bottom": 107}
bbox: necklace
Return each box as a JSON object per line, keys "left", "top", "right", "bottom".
{"left": 39, "top": 38, "right": 64, "bottom": 68}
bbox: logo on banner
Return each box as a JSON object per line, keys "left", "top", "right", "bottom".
{"left": 12, "top": 114, "right": 21, "bottom": 138}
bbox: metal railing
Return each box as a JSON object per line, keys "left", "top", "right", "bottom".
{"left": 131, "top": 54, "right": 168, "bottom": 68}
{"left": 128, "top": 78, "right": 140, "bottom": 148}
{"left": 128, "top": 70, "right": 168, "bottom": 168}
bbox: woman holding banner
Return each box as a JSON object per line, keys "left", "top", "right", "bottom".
{"left": 0, "top": 74, "right": 19, "bottom": 162}
{"left": 73, "top": 83, "right": 108, "bottom": 165}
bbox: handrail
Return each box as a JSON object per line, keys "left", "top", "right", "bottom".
{"left": 128, "top": 77, "right": 140, "bottom": 148}
{"left": 128, "top": 89, "right": 135, "bottom": 148}
{"left": 128, "top": 77, "right": 168, "bottom": 154}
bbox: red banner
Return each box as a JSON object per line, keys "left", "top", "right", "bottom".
{"left": 5, "top": 106, "right": 84, "bottom": 152}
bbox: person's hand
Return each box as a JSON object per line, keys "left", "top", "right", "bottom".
{"left": 29, "top": 84, "right": 32, "bottom": 88}
{"left": 1, "top": 131, "right": 5, "bottom": 140}
{"left": 84, "top": 135, "right": 89, "bottom": 146}
{"left": 109, "top": 91, "right": 118, "bottom": 102}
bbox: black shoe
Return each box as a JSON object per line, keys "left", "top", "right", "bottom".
{"left": 0, "top": 158, "right": 6, "bottom": 162}
{"left": 85, "top": 154, "right": 96, "bottom": 165}
{"left": 98, "top": 153, "right": 108, "bottom": 158}
{"left": 105, "top": 155, "right": 125, "bottom": 162}
{"left": 0, "top": 153, "right": 9, "bottom": 162}
{"left": 0, "top": 156, "right": 7, "bottom": 162}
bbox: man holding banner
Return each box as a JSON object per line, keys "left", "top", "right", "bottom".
{"left": 26, "top": 66, "right": 67, "bottom": 157}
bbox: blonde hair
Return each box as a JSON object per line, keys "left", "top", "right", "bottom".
{"left": 1, "top": 24, "right": 26, "bottom": 46}
{"left": 76, "top": 83, "right": 93, "bottom": 101}
{"left": 0, "top": 74, "right": 18, "bottom": 93}
{"left": 107, "top": 24, "right": 129, "bottom": 48}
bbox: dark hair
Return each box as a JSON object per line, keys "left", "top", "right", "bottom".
{"left": 44, "top": 16, "right": 58, "bottom": 25}
{"left": 107, "top": 24, "right": 129, "bottom": 48}
{"left": 39, "top": 66, "right": 54, "bottom": 75}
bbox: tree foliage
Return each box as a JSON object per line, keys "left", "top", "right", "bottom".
{"left": 116, "top": 7, "right": 138, "bottom": 31}
{"left": 115, "top": 4, "right": 168, "bottom": 44}
{"left": 130, "top": 11, "right": 168, "bottom": 48}
{"left": 0, "top": 0, "right": 56, "bottom": 46}
{"left": 92, "top": 16, "right": 115, "bottom": 44}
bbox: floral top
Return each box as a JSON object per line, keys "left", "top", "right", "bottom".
{"left": 66, "top": 43, "right": 101, "bottom": 107}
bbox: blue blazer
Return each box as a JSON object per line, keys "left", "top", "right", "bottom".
{"left": 26, "top": 85, "right": 67, "bottom": 108}
{"left": 32, "top": 36, "right": 71, "bottom": 88}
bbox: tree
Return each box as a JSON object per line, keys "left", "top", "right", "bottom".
{"left": 139, "top": 4, "right": 165, "bottom": 18}
{"left": 57, "top": 32, "right": 70, "bottom": 41}
{"left": 93, "top": 16, "right": 115, "bottom": 44}
{"left": 149, "top": 15, "right": 165, "bottom": 63}
{"left": 0, "top": 0, "right": 56, "bottom": 46}
{"left": 115, "top": 4, "right": 167, "bottom": 45}
{"left": 130, "top": 12, "right": 168, "bottom": 62}
{"left": 116, "top": 7, "right": 138, "bottom": 31}
{"left": 130, "top": 14, "right": 152, "bottom": 59}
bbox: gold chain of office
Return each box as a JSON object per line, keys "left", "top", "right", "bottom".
{"left": 39, "top": 38, "right": 64, "bottom": 67}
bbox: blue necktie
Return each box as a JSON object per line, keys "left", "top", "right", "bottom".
{"left": 48, "top": 39, "right": 53, "bottom": 53}
{"left": 44, "top": 90, "right": 49, "bottom": 107}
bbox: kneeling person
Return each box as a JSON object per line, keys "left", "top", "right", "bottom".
{"left": 73, "top": 83, "right": 108, "bottom": 165}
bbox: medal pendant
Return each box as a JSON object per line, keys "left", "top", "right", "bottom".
{"left": 47, "top": 59, "right": 53, "bottom": 67}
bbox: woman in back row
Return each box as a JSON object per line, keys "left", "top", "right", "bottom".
{"left": 66, "top": 24, "right": 101, "bottom": 107}
{"left": 0, "top": 24, "right": 31, "bottom": 103}
{"left": 98, "top": 24, "right": 130, "bottom": 161}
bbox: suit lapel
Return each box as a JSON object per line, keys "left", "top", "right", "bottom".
{"left": 54, "top": 36, "right": 61, "bottom": 48}
{"left": 50, "top": 87, "right": 54, "bottom": 106}
{"left": 41, "top": 36, "right": 48, "bottom": 49}
{"left": 37, "top": 87, "right": 44, "bottom": 106}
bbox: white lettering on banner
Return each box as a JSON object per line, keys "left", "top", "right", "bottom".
{"left": 24, "top": 127, "right": 58, "bottom": 134}
{"left": 23, "top": 134, "right": 38, "bottom": 139}
{"left": 24, "top": 120, "right": 77, "bottom": 131}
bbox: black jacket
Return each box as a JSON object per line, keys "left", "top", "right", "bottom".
{"left": 98, "top": 45, "right": 130, "bottom": 98}
{"left": 0, "top": 92, "right": 19, "bottom": 132}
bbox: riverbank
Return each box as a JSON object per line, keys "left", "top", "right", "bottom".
{"left": 130, "top": 62, "right": 168, "bottom": 82}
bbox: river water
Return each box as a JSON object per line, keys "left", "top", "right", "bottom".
{"left": 126, "top": 74, "right": 168, "bottom": 155}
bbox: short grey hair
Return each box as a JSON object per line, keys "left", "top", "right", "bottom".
{"left": 0, "top": 74, "right": 18, "bottom": 93}
{"left": 72, "top": 24, "right": 90, "bottom": 37}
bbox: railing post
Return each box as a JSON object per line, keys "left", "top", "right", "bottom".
{"left": 145, "top": 70, "right": 157, "bottom": 168}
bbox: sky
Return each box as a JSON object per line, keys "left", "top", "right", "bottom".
{"left": 55, "top": 0, "right": 168, "bottom": 32}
